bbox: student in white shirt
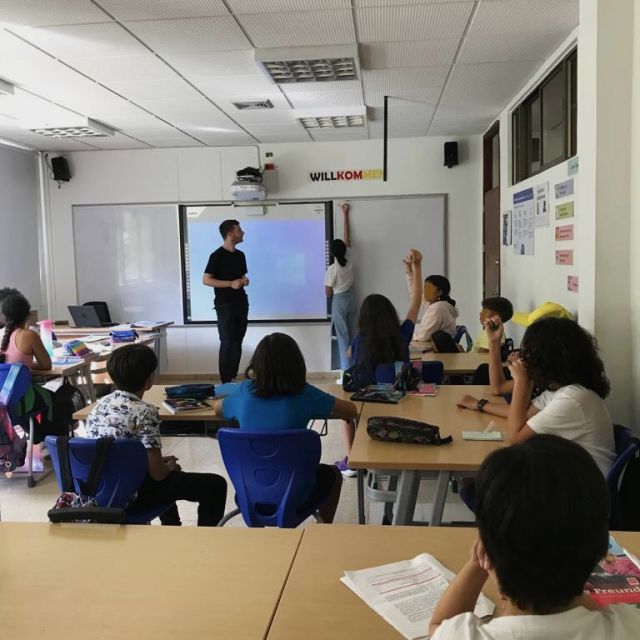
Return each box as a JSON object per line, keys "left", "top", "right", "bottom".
{"left": 325, "top": 202, "right": 356, "bottom": 370}
{"left": 430, "top": 435, "right": 640, "bottom": 640}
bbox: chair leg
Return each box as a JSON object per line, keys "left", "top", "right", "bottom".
{"left": 217, "top": 508, "right": 240, "bottom": 527}
{"left": 313, "top": 512, "right": 324, "bottom": 523}
{"left": 27, "top": 417, "right": 36, "bottom": 488}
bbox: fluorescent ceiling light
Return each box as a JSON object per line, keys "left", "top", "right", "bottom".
{"left": 255, "top": 45, "right": 360, "bottom": 84}
{"left": 0, "top": 78, "right": 14, "bottom": 96}
{"left": 29, "top": 117, "right": 115, "bottom": 139}
{"left": 299, "top": 115, "right": 364, "bottom": 129}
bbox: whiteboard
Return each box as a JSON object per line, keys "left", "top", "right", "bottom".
{"left": 73, "top": 204, "right": 183, "bottom": 324}
{"left": 334, "top": 197, "right": 446, "bottom": 319}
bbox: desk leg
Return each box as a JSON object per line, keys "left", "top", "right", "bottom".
{"left": 357, "top": 469, "right": 365, "bottom": 525}
{"left": 392, "top": 470, "right": 420, "bottom": 525}
{"left": 430, "top": 471, "right": 451, "bottom": 527}
{"left": 81, "top": 364, "right": 96, "bottom": 403}
{"left": 156, "top": 328, "right": 168, "bottom": 375}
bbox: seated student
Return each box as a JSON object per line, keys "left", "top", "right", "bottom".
{"left": 429, "top": 435, "right": 640, "bottom": 639}
{"left": 213, "top": 333, "right": 357, "bottom": 522}
{"left": 458, "top": 317, "right": 615, "bottom": 476}
{"left": 405, "top": 262, "right": 458, "bottom": 343}
{"left": 473, "top": 296, "right": 513, "bottom": 352}
{"left": 86, "top": 344, "right": 227, "bottom": 526}
{"left": 336, "top": 249, "right": 423, "bottom": 476}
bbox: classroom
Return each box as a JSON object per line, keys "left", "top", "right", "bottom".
{"left": 1, "top": 1, "right": 640, "bottom": 638}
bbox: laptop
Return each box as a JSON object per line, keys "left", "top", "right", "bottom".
{"left": 68, "top": 305, "right": 116, "bottom": 328}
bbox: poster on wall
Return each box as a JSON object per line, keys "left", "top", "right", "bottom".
{"left": 555, "top": 224, "right": 574, "bottom": 241}
{"left": 555, "top": 250, "right": 574, "bottom": 265}
{"left": 567, "top": 276, "right": 579, "bottom": 292}
{"left": 555, "top": 201, "right": 574, "bottom": 220}
{"left": 513, "top": 188, "right": 535, "bottom": 255}
{"left": 568, "top": 157, "right": 579, "bottom": 176}
{"left": 534, "top": 182, "right": 550, "bottom": 227}
{"left": 555, "top": 178, "right": 574, "bottom": 199}
{"left": 502, "top": 210, "right": 512, "bottom": 246}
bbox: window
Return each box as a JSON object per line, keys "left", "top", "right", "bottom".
{"left": 512, "top": 48, "right": 577, "bottom": 184}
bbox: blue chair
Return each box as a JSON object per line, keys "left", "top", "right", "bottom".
{"left": 0, "top": 363, "right": 49, "bottom": 487}
{"left": 421, "top": 361, "right": 444, "bottom": 384}
{"left": 217, "top": 428, "right": 329, "bottom": 528}
{"left": 608, "top": 425, "right": 639, "bottom": 530}
{"left": 454, "top": 325, "right": 473, "bottom": 352}
{"left": 46, "top": 436, "right": 174, "bottom": 524}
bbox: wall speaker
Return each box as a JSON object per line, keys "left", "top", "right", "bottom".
{"left": 51, "top": 156, "right": 71, "bottom": 182}
{"left": 443, "top": 141, "right": 459, "bottom": 168}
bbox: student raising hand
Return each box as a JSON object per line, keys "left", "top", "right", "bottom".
{"left": 483, "top": 315, "right": 504, "bottom": 343}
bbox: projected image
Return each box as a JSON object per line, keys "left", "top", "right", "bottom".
{"left": 183, "top": 205, "right": 330, "bottom": 322}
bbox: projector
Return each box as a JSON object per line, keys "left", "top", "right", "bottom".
{"left": 230, "top": 180, "right": 267, "bottom": 201}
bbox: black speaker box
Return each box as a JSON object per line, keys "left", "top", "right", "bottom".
{"left": 443, "top": 141, "right": 459, "bottom": 168}
{"left": 51, "top": 156, "right": 71, "bottom": 182}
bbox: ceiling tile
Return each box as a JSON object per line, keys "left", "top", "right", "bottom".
{"left": 369, "top": 103, "right": 435, "bottom": 123}
{"left": 470, "top": 0, "right": 578, "bottom": 37}
{"left": 238, "top": 10, "right": 356, "bottom": 48}
{"left": 285, "top": 87, "right": 364, "bottom": 109}
{"left": 8, "top": 22, "right": 148, "bottom": 58}
{"left": 228, "top": 0, "right": 350, "bottom": 12}
{"left": 0, "top": 0, "right": 110, "bottom": 28}
{"left": 108, "top": 77, "right": 201, "bottom": 101}
{"left": 356, "top": 0, "right": 466, "bottom": 5}
{"left": 180, "top": 130, "right": 256, "bottom": 145}
{"left": 245, "top": 123, "right": 307, "bottom": 136}
{"left": 192, "top": 74, "right": 276, "bottom": 98}
{"left": 98, "top": 0, "right": 230, "bottom": 21}
{"left": 309, "top": 127, "right": 368, "bottom": 141}
{"left": 257, "top": 133, "right": 311, "bottom": 143}
{"left": 124, "top": 124, "right": 188, "bottom": 138}
{"left": 123, "top": 16, "right": 251, "bottom": 53}
{"left": 459, "top": 30, "right": 569, "bottom": 64}
{"left": 68, "top": 54, "right": 177, "bottom": 83}
{"left": 136, "top": 96, "right": 237, "bottom": 123}
{"left": 82, "top": 132, "right": 152, "bottom": 149}
{"left": 362, "top": 40, "right": 459, "bottom": 69}
{"left": 428, "top": 116, "right": 493, "bottom": 135}
{"left": 356, "top": 3, "right": 474, "bottom": 43}
{"left": 363, "top": 67, "right": 447, "bottom": 106}
{"left": 161, "top": 50, "right": 257, "bottom": 77}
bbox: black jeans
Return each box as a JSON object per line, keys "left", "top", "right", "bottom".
{"left": 133, "top": 471, "right": 227, "bottom": 526}
{"left": 216, "top": 299, "right": 249, "bottom": 383}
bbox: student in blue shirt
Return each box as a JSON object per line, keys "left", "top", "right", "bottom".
{"left": 213, "top": 332, "right": 358, "bottom": 523}
{"left": 335, "top": 248, "right": 423, "bottom": 476}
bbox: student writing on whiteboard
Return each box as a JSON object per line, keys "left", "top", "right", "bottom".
{"left": 202, "top": 220, "right": 249, "bottom": 383}
{"left": 406, "top": 269, "right": 458, "bottom": 344}
{"left": 325, "top": 202, "right": 357, "bottom": 371}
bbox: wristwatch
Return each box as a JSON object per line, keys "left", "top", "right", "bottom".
{"left": 477, "top": 399, "right": 489, "bottom": 412}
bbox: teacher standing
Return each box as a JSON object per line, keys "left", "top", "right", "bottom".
{"left": 203, "top": 219, "right": 249, "bottom": 383}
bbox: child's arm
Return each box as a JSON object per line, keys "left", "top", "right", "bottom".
{"left": 325, "top": 285, "right": 333, "bottom": 298}
{"left": 406, "top": 249, "right": 423, "bottom": 324}
{"left": 212, "top": 398, "right": 224, "bottom": 416}
{"left": 342, "top": 202, "right": 351, "bottom": 248}
{"left": 24, "top": 331, "right": 52, "bottom": 370}
{"left": 506, "top": 357, "right": 538, "bottom": 443}
{"left": 146, "top": 448, "right": 180, "bottom": 480}
{"left": 457, "top": 394, "right": 510, "bottom": 418}
{"left": 486, "top": 317, "right": 513, "bottom": 395}
{"left": 429, "top": 540, "right": 490, "bottom": 636}
{"left": 329, "top": 398, "right": 359, "bottom": 421}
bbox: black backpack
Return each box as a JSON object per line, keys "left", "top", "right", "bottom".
{"left": 616, "top": 446, "right": 640, "bottom": 531}
{"left": 52, "top": 381, "right": 85, "bottom": 431}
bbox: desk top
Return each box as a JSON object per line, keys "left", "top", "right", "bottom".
{"left": 0, "top": 522, "right": 301, "bottom": 640}
{"left": 268, "top": 525, "right": 640, "bottom": 640}
{"left": 421, "top": 351, "right": 489, "bottom": 374}
{"left": 37, "top": 352, "right": 98, "bottom": 377}
{"left": 349, "top": 386, "right": 507, "bottom": 471}
{"left": 74, "top": 382, "right": 353, "bottom": 422}
{"left": 54, "top": 321, "right": 174, "bottom": 335}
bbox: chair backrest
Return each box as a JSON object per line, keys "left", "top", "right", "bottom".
{"left": 421, "top": 361, "right": 444, "bottom": 384}
{"left": 454, "top": 325, "right": 473, "bottom": 352}
{"left": 0, "top": 363, "right": 32, "bottom": 418}
{"left": 607, "top": 425, "right": 640, "bottom": 530}
{"left": 217, "top": 428, "right": 322, "bottom": 528}
{"left": 374, "top": 361, "right": 403, "bottom": 384}
{"left": 83, "top": 301, "right": 112, "bottom": 324}
{"left": 614, "top": 424, "right": 634, "bottom": 455}
{"left": 45, "top": 436, "right": 148, "bottom": 507}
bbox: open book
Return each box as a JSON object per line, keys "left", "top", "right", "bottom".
{"left": 341, "top": 553, "right": 494, "bottom": 639}
{"left": 584, "top": 536, "right": 640, "bottom": 607}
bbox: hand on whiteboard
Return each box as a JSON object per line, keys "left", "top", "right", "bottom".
{"left": 230, "top": 279, "right": 245, "bottom": 290}
{"left": 341, "top": 202, "right": 350, "bottom": 215}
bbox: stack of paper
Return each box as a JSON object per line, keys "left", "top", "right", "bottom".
{"left": 341, "top": 554, "right": 494, "bottom": 639}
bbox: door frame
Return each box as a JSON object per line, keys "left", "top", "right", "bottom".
{"left": 482, "top": 121, "right": 500, "bottom": 298}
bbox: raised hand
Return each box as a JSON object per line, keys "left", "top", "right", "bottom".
{"left": 483, "top": 315, "right": 504, "bottom": 343}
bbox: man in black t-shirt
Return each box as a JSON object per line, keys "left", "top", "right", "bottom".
{"left": 203, "top": 219, "right": 249, "bottom": 382}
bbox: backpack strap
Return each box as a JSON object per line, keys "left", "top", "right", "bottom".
{"left": 55, "top": 435, "right": 75, "bottom": 493}
{"left": 79, "top": 437, "right": 113, "bottom": 497}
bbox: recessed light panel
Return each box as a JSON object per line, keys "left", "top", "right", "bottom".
{"left": 299, "top": 115, "right": 365, "bottom": 129}
{"left": 29, "top": 118, "right": 115, "bottom": 138}
{"left": 262, "top": 57, "right": 357, "bottom": 83}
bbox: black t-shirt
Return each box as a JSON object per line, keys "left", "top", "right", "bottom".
{"left": 205, "top": 247, "right": 248, "bottom": 305}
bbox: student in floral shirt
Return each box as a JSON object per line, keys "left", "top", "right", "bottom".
{"left": 86, "top": 344, "right": 227, "bottom": 526}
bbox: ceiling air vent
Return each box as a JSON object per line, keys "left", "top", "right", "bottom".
{"left": 232, "top": 99, "right": 274, "bottom": 110}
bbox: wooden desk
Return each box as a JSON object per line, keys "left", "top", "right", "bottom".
{"left": 349, "top": 386, "right": 507, "bottom": 526}
{"left": 55, "top": 322, "right": 173, "bottom": 373}
{"left": 268, "top": 525, "right": 640, "bottom": 640}
{"left": 0, "top": 522, "right": 301, "bottom": 640}
{"left": 36, "top": 353, "right": 99, "bottom": 402}
{"left": 422, "top": 351, "right": 489, "bottom": 374}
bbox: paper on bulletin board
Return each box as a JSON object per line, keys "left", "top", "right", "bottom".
{"left": 513, "top": 188, "right": 535, "bottom": 255}
{"left": 555, "top": 178, "right": 574, "bottom": 199}
{"left": 534, "top": 182, "right": 550, "bottom": 227}
{"left": 567, "top": 276, "right": 579, "bottom": 292}
{"left": 568, "top": 157, "right": 579, "bottom": 176}
{"left": 502, "top": 210, "right": 512, "bottom": 246}
{"left": 555, "top": 224, "right": 574, "bottom": 241}
{"left": 556, "top": 250, "right": 574, "bottom": 265}
{"left": 556, "top": 201, "right": 574, "bottom": 220}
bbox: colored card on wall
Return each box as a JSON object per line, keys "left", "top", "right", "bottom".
{"left": 534, "top": 182, "right": 550, "bottom": 228}
{"left": 502, "top": 210, "right": 512, "bottom": 246}
{"left": 555, "top": 178, "right": 574, "bottom": 198}
{"left": 555, "top": 224, "right": 574, "bottom": 241}
{"left": 555, "top": 201, "right": 574, "bottom": 220}
{"left": 567, "top": 276, "right": 579, "bottom": 292}
{"left": 568, "top": 156, "right": 579, "bottom": 176}
{"left": 556, "top": 250, "right": 574, "bottom": 265}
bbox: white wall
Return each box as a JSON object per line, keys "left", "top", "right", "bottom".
{"left": 43, "top": 136, "right": 482, "bottom": 373}
{"left": 0, "top": 144, "right": 42, "bottom": 314}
